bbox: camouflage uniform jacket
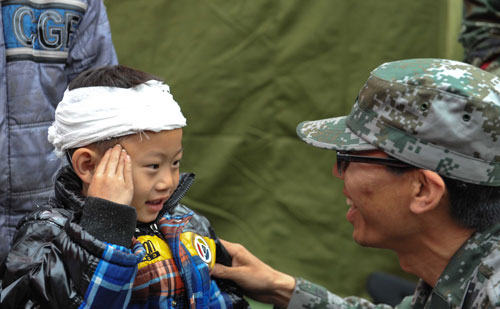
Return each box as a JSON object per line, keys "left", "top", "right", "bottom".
{"left": 287, "top": 222, "right": 500, "bottom": 308}
{"left": 459, "top": 0, "right": 500, "bottom": 75}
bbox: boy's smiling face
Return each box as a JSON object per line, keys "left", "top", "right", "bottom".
{"left": 120, "top": 129, "right": 183, "bottom": 223}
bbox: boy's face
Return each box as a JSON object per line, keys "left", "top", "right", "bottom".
{"left": 119, "top": 129, "right": 183, "bottom": 223}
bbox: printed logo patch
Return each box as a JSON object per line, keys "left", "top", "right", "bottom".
{"left": 142, "top": 239, "right": 160, "bottom": 262}
{"left": 194, "top": 235, "right": 212, "bottom": 264}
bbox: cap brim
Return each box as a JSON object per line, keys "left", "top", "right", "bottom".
{"left": 296, "top": 116, "right": 376, "bottom": 151}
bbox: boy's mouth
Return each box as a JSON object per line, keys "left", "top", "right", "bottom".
{"left": 144, "top": 198, "right": 167, "bottom": 213}
{"left": 145, "top": 198, "right": 167, "bottom": 207}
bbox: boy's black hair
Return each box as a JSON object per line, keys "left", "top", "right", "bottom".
{"left": 68, "top": 64, "right": 162, "bottom": 90}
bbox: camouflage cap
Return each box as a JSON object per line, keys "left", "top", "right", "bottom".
{"left": 296, "top": 58, "right": 500, "bottom": 186}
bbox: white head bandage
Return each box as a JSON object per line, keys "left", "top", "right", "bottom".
{"left": 48, "top": 80, "right": 187, "bottom": 157}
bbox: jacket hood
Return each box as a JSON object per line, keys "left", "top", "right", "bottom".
{"left": 53, "top": 165, "right": 85, "bottom": 212}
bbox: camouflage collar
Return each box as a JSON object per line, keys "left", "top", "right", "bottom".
{"left": 412, "top": 223, "right": 500, "bottom": 308}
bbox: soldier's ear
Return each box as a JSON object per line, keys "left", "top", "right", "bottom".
{"left": 409, "top": 170, "right": 446, "bottom": 215}
{"left": 71, "top": 147, "right": 101, "bottom": 186}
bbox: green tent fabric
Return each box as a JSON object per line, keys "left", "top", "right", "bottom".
{"left": 105, "top": 0, "right": 463, "bottom": 305}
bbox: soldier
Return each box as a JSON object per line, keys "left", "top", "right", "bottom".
{"left": 212, "top": 58, "right": 500, "bottom": 308}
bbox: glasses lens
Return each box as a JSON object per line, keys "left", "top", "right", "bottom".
{"left": 341, "top": 160, "right": 348, "bottom": 175}
{"left": 337, "top": 154, "right": 348, "bottom": 175}
{"left": 336, "top": 151, "right": 413, "bottom": 175}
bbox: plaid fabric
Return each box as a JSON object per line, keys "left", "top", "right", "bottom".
{"left": 208, "top": 280, "right": 234, "bottom": 308}
{"left": 130, "top": 235, "right": 187, "bottom": 307}
{"left": 159, "top": 212, "right": 232, "bottom": 309}
{"left": 80, "top": 241, "right": 145, "bottom": 309}
{"left": 128, "top": 211, "right": 233, "bottom": 308}
{"left": 79, "top": 211, "right": 234, "bottom": 308}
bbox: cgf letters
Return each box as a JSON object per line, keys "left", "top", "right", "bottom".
{"left": 12, "top": 6, "right": 82, "bottom": 51}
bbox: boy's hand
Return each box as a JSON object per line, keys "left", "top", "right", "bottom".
{"left": 87, "top": 144, "right": 134, "bottom": 206}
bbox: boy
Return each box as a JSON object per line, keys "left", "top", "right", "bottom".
{"left": 0, "top": 65, "right": 248, "bottom": 308}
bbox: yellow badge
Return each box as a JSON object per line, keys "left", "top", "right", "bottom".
{"left": 137, "top": 235, "right": 172, "bottom": 269}
{"left": 180, "top": 232, "right": 216, "bottom": 269}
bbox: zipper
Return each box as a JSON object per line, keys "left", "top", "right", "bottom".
{"left": 135, "top": 222, "right": 162, "bottom": 237}
{"left": 159, "top": 172, "right": 195, "bottom": 217}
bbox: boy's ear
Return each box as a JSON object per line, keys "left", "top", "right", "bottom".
{"left": 409, "top": 170, "right": 446, "bottom": 215}
{"left": 71, "top": 147, "right": 100, "bottom": 185}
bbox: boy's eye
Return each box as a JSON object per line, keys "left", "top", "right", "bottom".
{"left": 148, "top": 164, "right": 160, "bottom": 169}
{"left": 173, "top": 160, "right": 181, "bottom": 167}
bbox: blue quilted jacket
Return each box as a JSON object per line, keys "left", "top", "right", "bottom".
{"left": 0, "top": 0, "right": 117, "bottom": 259}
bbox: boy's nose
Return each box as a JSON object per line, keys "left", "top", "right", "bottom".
{"left": 156, "top": 173, "right": 175, "bottom": 192}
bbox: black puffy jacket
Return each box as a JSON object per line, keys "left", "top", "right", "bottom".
{"left": 0, "top": 166, "right": 248, "bottom": 308}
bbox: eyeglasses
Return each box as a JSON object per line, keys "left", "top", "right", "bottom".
{"left": 336, "top": 151, "right": 414, "bottom": 176}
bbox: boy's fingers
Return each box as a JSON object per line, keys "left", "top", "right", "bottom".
{"left": 116, "top": 149, "right": 126, "bottom": 179}
{"left": 104, "top": 144, "right": 122, "bottom": 175}
{"left": 124, "top": 154, "right": 132, "bottom": 184}
{"left": 94, "top": 147, "right": 111, "bottom": 175}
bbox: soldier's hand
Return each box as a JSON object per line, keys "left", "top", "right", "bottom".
{"left": 87, "top": 144, "right": 134, "bottom": 206}
{"left": 211, "top": 239, "right": 296, "bottom": 308}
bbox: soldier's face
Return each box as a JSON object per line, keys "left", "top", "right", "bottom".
{"left": 333, "top": 150, "right": 419, "bottom": 249}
